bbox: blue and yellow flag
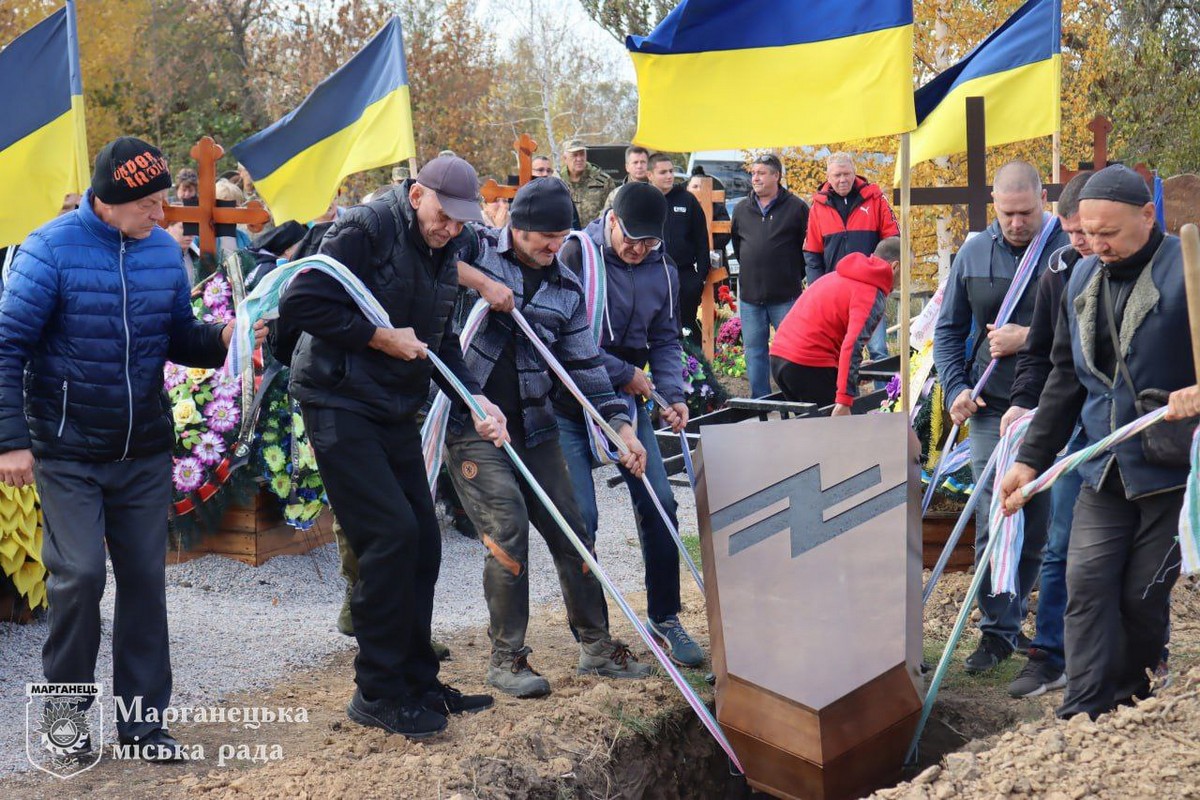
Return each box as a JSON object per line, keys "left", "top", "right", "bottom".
{"left": 0, "top": 1, "right": 89, "bottom": 248}
{"left": 626, "top": 0, "right": 916, "bottom": 151}
{"left": 232, "top": 17, "right": 415, "bottom": 225}
{"left": 907, "top": 0, "right": 1061, "bottom": 169}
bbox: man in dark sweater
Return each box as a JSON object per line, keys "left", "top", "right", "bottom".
{"left": 730, "top": 153, "right": 810, "bottom": 397}
{"left": 1000, "top": 170, "right": 1092, "bottom": 699}
{"left": 1000, "top": 166, "right": 1195, "bottom": 720}
{"left": 280, "top": 156, "right": 507, "bottom": 739}
{"left": 649, "top": 153, "right": 711, "bottom": 340}
{"left": 446, "top": 180, "right": 651, "bottom": 697}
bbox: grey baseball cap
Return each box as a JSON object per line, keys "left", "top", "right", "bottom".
{"left": 415, "top": 156, "right": 483, "bottom": 222}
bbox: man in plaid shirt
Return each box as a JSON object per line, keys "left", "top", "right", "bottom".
{"left": 450, "top": 178, "right": 650, "bottom": 698}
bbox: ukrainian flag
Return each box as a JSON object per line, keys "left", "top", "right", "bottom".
{"left": 232, "top": 17, "right": 415, "bottom": 225}
{"left": 626, "top": 0, "right": 916, "bottom": 151}
{"left": 908, "top": 0, "right": 1061, "bottom": 169}
{"left": 0, "top": 1, "right": 89, "bottom": 248}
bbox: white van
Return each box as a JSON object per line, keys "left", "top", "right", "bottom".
{"left": 685, "top": 150, "right": 750, "bottom": 212}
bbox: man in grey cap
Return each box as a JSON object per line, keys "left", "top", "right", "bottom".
{"left": 1000, "top": 165, "right": 1195, "bottom": 720}
{"left": 561, "top": 139, "right": 615, "bottom": 227}
{"left": 447, "top": 178, "right": 652, "bottom": 697}
{"left": 280, "top": 155, "right": 509, "bottom": 738}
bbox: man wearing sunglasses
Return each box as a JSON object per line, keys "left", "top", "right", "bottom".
{"left": 553, "top": 182, "right": 705, "bottom": 668}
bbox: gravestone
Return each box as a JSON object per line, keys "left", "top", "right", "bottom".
{"left": 696, "top": 414, "right": 922, "bottom": 800}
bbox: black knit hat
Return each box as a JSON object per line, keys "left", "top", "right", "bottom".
{"left": 92, "top": 137, "right": 172, "bottom": 204}
{"left": 509, "top": 178, "right": 574, "bottom": 232}
{"left": 1079, "top": 165, "right": 1152, "bottom": 207}
{"left": 611, "top": 181, "right": 667, "bottom": 240}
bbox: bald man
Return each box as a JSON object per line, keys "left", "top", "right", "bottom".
{"left": 933, "top": 160, "right": 1070, "bottom": 674}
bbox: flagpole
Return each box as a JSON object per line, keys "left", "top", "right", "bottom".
{"left": 1051, "top": 130, "right": 1061, "bottom": 213}
{"left": 899, "top": 133, "right": 912, "bottom": 416}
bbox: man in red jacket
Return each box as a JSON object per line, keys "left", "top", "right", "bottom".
{"left": 770, "top": 237, "right": 901, "bottom": 414}
{"left": 804, "top": 153, "right": 899, "bottom": 363}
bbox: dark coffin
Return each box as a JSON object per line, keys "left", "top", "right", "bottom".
{"left": 695, "top": 414, "right": 924, "bottom": 800}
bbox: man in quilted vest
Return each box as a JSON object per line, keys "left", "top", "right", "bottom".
{"left": 0, "top": 137, "right": 266, "bottom": 761}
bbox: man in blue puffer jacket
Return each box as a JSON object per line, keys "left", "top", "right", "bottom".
{"left": 0, "top": 137, "right": 264, "bottom": 761}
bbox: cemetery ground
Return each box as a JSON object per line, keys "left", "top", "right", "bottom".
{"left": 5, "top": 490, "right": 1200, "bottom": 797}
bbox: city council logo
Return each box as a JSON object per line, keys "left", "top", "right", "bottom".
{"left": 26, "top": 683, "right": 103, "bottom": 778}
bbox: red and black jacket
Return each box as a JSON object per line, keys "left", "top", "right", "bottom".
{"left": 803, "top": 177, "right": 898, "bottom": 286}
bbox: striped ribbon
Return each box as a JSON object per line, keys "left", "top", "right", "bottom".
{"left": 1179, "top": 427, "right": 1200, "bottom": 574}
{"left": 985, "top": 410, "right": 1037, "bottom": 595}
{"left": 420, "top": 299, "right": 491, "bottom": 496}
{"left": 921, "top": 214, "right": 1061, "bottom": 516}
{"left": 227, "top": 255, "right": 743, "bottom": 772}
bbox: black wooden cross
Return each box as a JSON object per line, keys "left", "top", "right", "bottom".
{"left": 894, "top": 97, "right": 1152, "bottom": 231}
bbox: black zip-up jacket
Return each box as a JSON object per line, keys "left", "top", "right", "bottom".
{"left": 730, "top": 188, "right": 809, "bottom": 304}
{"left": 280, "top": 183, "right": 480, "bottom": 422}
{"left": 1009, "top": 245, "right": 1081, "bottom": 409}
{"left": 662, "top": 183, "right": 711, "bottom": 278}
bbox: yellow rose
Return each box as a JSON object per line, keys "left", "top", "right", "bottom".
{"left": 173, "top": 399, "right": 199, "bottom": 427}
{"left": 187, "top": 368, "right": 214, "bottom": 384}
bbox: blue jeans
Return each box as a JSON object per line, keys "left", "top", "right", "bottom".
{"left": 969, "top": 409, "right": 1051, "bottom": 649}
{"left": 1029, "top": 429, "right": 1084, "bottom": 671}
{"left": 741, "top": 298, "right": 796, "bottom": 398}
{"left": 867, "top": 316, "right": 889, "bottom": 363}
{"left": 556, "top": 404, "right": 681, "bottom": 621}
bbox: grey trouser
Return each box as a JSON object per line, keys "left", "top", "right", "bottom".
{"left": 970, "top": 409, "right": 1051, "bottom": 648}
{"left": 445, "top": 426, "right": 609, "bottom": 657}
{"left": 36, "top": 452, "right": 173, "bottom": 740}
{"left": 1058, "top": 473, "right": 1182, "bottom": 719}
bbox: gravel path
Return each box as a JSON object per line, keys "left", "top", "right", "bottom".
{"left": 0, "top": 466, "right": 698, "bottom": 776}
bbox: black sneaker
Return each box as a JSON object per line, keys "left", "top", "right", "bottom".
{"left": 420, "top": 683, "right": 494, "bottom": 715}
{"left": 117, "top": 728, "right": 186, "bottom": 763}
{"left": 1015, "top": 632, "right": 1033, "bottom": 655}
{"left": 964, "top": 633, "right": 1013, "bottom": 674}
{"left": 1007, "top": 650, "right": 1066, "bottom": 698}
{"left": 347, "top": 689, "right": 447, "bottom": 738}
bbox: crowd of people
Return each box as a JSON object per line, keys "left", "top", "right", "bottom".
{"left": 1, "top": 131, "right": 1199, "bottom": 764}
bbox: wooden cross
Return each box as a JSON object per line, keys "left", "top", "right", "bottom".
{"left": 688, "top": 176, "right": 731, "bottom": 360}
{"left": 479, "top": 134, "right": 539, "bottom": 203}
{"left": 160, "top": 136, "right": 270, "bottom": 258}
{"left": 895, "top": 99, "right": 1153, "bottom": 231}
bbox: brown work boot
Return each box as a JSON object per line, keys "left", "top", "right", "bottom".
{"left": 579, "top": 639, "right": 654, "bottom": 679}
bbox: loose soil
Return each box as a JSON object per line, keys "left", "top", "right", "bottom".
{"left": 8, "top": 572, "right": 1200, "bottom": 799}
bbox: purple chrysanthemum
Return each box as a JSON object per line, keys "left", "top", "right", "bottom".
{"left": 163, "top": 363, "right": 187, "bottom": 389}
{"left": 173, "top": 456, "right": 204, "bottom": 493}
{"left": 204, "top": 399, "right": 240, "bottom": 433}
{"left": 212, "top": 369, "right": 241, "bottom": 400}
{"left": 193, "top": 430, "right": 227, "bottom": 465}
{"left": 203, "top": 275, "right": 230, "bottom": 306}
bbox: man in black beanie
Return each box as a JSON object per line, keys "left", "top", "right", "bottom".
{"left": 1000, "top": 164, "right": 1194, "bottom": 719}
{"left": 449, "top": 178, "right": 651, "bottom": 697}
{"left": 0, "top": 136, "right": 267, "bottom": 761}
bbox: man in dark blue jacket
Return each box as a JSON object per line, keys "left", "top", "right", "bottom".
{"left": 933, "top": 160, "right": 1069, "bottom": 673}
{"left": 1002, "top": 166, "right": 1195, "bottom": 720}
{"left": 0, "top": 137, "right": 264, "bottom": 761}
{"left": 554, "top": 182, "right": 704, "bottom": 668}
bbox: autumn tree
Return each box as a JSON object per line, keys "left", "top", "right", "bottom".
{"left": 487, "top": 0, "right": 637, "bottom": 166}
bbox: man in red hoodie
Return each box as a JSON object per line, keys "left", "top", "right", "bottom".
{"left": 770, "top": 237, "right": 901, "bottom": 414}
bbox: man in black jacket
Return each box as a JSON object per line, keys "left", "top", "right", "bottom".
{"left": 649, "top": 153, "right": 711, "bottom": 340}
{"left": 731, "top": 153, "right": 809, "bottom": 397}
{"left": 1000, "top": 166, "right": 1194, "bottom": 720}
{"left": 1000, "top": 170, "right": 1092, "bottom": 699}
{"left": 280, "top": 156, "right": 508, "bottom": 739}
